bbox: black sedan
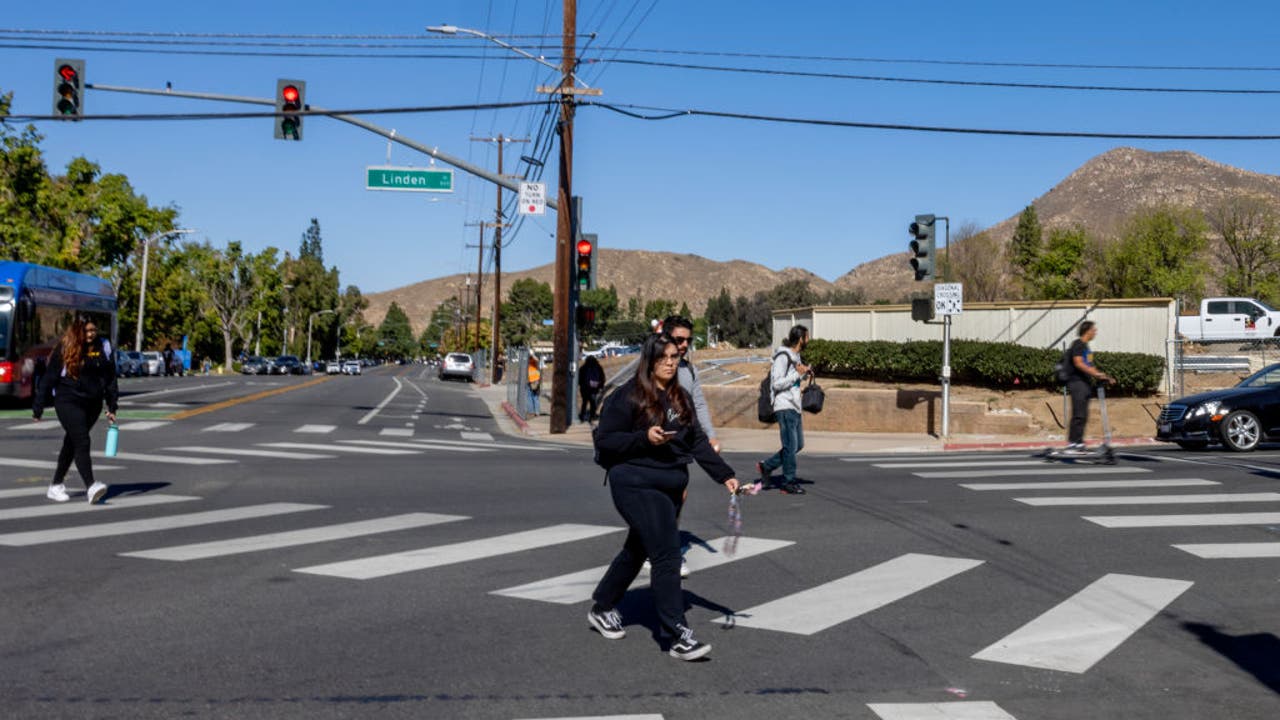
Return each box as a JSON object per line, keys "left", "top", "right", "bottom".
{"left": 1157, "top": 363, "right": 1280, "bottom": 451}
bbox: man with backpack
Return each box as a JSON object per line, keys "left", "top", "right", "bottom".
{"left": 756, "top": 325, "right": 811, "bottom": 495}
{"left": 1064, "top": 321, "right": 1112, "bottom": 452}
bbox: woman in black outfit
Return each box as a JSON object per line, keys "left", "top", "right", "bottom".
{"left": 588, "top": 333, "right": 739, "bottom": 661}
{"left": 33, "top": 318, "right": 118, "bottom": 504}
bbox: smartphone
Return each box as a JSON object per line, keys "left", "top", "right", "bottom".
{"left": 661, "top": 429, "right": 678, "bottom": 437}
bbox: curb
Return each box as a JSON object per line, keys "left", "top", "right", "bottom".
{"left": 942, "top": 437, "right": 1162, "bottom": 451}
{"left": 501, "top": 401, "right": 532, "bottom": 434}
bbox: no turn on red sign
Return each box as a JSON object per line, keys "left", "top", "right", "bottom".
{"left": 518, "top": 182, "right": 546, "bottom": 215}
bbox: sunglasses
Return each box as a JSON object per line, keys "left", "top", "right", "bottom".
{"left": 670, "top": 335, "right": 691, "bottom": 345}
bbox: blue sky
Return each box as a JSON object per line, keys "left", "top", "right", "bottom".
{"left": 4, "top": 1, "right": 1280, "bottom": 296}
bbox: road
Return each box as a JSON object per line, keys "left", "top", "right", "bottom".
{"left": 1, "top": 365, "right": 1278, "bottom": 719}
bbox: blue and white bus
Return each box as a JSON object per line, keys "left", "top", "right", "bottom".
{"left": 0, "top": 262, "right": 118, "bottom": 401}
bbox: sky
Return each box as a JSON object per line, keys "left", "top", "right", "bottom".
{"left": 4, "top": 1, "right": 1280, "bottom": 298}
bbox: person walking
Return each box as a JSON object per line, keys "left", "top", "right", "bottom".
{"left": 756, "top": 325, "right": 811, "bottom": 495}
{"left": 32, "top": 318, "right": 118, "bottom": 504}
{"left": 1065, "top": 320, "right": 1112, "bottom": 452}
{"left": 526, "top": 354, "right": 542, "bottom": 418}
{"left": 162, "top": 343, "right": 175, "bottom": 377}
{"left": 588, "top": 333, "right": 739, "bottom": 661}
{"left": 577, "top": 355, "right": 605, "bottom": 423}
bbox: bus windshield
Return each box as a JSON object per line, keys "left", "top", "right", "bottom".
{"left": 0, "top": 304, "right": 9, "bottom": 357}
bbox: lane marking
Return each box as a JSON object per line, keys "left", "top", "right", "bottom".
{"left": 972, "top": 573, "right": 1192, "bottom": 673}
{"left": 1085, "top": 511, "right": 1280, "bottom": 528}
{"left": 116, "top": 420, "right": 172, "bottom": 431}
{"left": 513, "top": 716, "right": 664, "bottom": 720}
{"left": 0, "top": 502, "right": 326, "bottom": 546}
{"left": 492, "top": 537, "right": 794, "bottom": 604}
{"left": 90, "top": 451, "right": 236, "bottom": 465}
{"left": 1173, "top": 542, "right": 1280, "bottom": 559}
{"left": 294, "top": 523, "right": 622, "bottom": 580}
{"left": 461, "top": 431, "right": 494, "bottom": 442}
{"left": 379, "top": 428, "right": 414, "bottom": 437}
{"left": 843, "top": 453, "right": 1040, "bottom": 463}
{"left": 262, "top": 442, "right": 421, "bottom": 456}
{"left": 338, "top": 439, "right": 492, "bottom": 453}
{"left": 118, "top": 381, "right": 235, "bottom": 400}
{"left": 164, "top": 446, "right": 336, "bottom": 460}
{"left": 7, "top": 422, "right": 62, "bottom": 431}
{"left": 122, "top": 512, "right": 468, "bottom": 561}
{"left": 1016, "top": 492, "right": 1280, "bottom": 506}
{"left": 169, "top": 376, "right": 332, "bottom": 420}
{"left": 914, "top": 467, "right": 1149, "bottom": 479}
{"left": 875, "top": 461, "right": 1054, "bottom": 469}
{"left": 204, "top": 422, "right": 255, "bottom": 432}
{"left": 358, "top": 376, "right": 403, "bottom": 425}
{"left": 294, "top": 424, "right": 337, "bottom": 434}
{"left": 715, "top": 553, "right": 984, "bottom": 636}
{"left": 0, "top": 458, "right": 123, "bottom": 472}
{"left": 868, "top": 702, "right": 1020, "bottom": 720}
{"left": 405, "top": 437, "right": 563, "bottom": 452}
{"left": 960, "top": 479, "right": 1217, "bottom": 491}
{"left": 0, "top": 494, "right": 199, "bottom": 521}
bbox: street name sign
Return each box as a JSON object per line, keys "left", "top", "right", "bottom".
{"left": 519, "top": 182, "right": 547, "bottom": 215}
{"left": 934, "top": 283, "right": 963, "bottom": 316}
{"left": 366, "top": 166, "right": 453, "bottom": 193}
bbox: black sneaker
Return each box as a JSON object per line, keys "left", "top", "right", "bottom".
{"left": 781, "top": 482, "right": 806, "bottom": 495}
{"left": 587, "top": 607, "right": 626, "bottom": 640}
{"left": 668, "top": 624, "right": 711, "bottom": 661}
{"left": 755, "top": 461, "right": 770, "bottom": 484}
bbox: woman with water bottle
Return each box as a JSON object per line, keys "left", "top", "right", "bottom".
{"left": 32, "top": 317, "right": 118, "bottom": 504}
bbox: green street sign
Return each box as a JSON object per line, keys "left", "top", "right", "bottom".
{"left": 366, "top": 165, "right": 454, "bottom": 193}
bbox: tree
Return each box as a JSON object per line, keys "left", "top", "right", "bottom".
{"left": 579, "top": 285, "right": 620, "bottom": 337}
{"left": 1087, "top": 206, "right": 1209, "bottom": 301}
{"left": 643, "top": 298, "right": 676, "bottom": 324}
{"left": 1027, "top": 226, "right": 1087, "bottom": 300}
{"left": 501, "top": 278, "right": 553, "bottom": 347}
{"left": 1009, "top": 205, "right": 1042, "bottom": 288}
{"left": 377, "top": 302, "right": 416, "bottom": 358}
{"left": 1208, "top": 195, "right": 1280, "bottom": 303}
{"left": 282, "top": 220, "right": 339, "bottom": 356}
{"left": 705, "top": 288, "right": 736, "bottom": 346}
{"left": 191, "top": 241, "right": 254, "bottom": 371}
{"left": 944, "top": 222, "right": 1006, "bottom": 302}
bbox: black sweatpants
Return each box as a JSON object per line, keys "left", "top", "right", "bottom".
{"left": 52, "top": 399, "right": 103, "bottom": 487}
{"left": 591, "top": 463, "right": 689, "bottom": 637}
{"left": 1067, "top": 379, "right": 1092, "bottom": 444}
{"left": 579, "top": 390, "right": 600, "bottom": 422}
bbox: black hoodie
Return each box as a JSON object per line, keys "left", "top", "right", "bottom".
{"left": 593, "top": 377, "right": 734, "bottom": 484}
{"left": 32, "top": 338, "right": 119, "bottom": 419}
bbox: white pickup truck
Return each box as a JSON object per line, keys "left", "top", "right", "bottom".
{"left": 1176, "top": 297, "right": 1280, "bottom": 341}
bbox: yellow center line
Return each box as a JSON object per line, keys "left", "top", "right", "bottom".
{"left": 168, "top": 376, "right": 333, "bottom": 420}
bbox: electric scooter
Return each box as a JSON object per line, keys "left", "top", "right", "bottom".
{"left": 1042, "top": 383, "right": 1116, "bottom": 464}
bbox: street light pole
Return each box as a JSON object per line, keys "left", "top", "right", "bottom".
{"left": 307, "top": 309, "right": 335, "bottom": 367}
{"left": 135, "top": 228, "right": 194, "bottom": 352}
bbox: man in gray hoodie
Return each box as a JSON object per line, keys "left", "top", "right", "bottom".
{"left": 757, "top": 325, "right": 810, "bottom": 495}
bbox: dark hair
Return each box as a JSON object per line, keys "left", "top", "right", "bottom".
{"left": 1078, "top": 320, "right": 1095, "bottom": 337}
{"left": 631, "top": 333, "right": 692, "bottom": 427}
{"left": 58, "top": 319, "right": 89, "bottom": 379}
{"left": 662, "top": 315, "right": 693, "bottom": 333}
{"left": 786, "top": 325, "right": 809, "bottom": 348}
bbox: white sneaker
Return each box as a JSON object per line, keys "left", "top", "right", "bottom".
{"left": 680, "top": 558, "right": 691, "bottom": 578}
{"left": 87, "top": 481, "right": 108, "bottom": 505}
{"left": 46, "top": 484, "right": 70, "bottom": 502}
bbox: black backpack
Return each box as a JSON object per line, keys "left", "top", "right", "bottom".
{"left": 1054, "top": 348, "right": 1073, "bottom": 383}
{"left": 757, "top": 351, "right": 792, "bottom": 423}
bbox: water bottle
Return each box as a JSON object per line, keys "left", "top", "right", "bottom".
{"left": 104, "top": 423, "right": 119, "bottom": 457}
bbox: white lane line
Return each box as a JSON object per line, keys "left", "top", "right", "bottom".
{"left": 0, "top": 458, "right": 123, "bottom": 472}
{"left": 379, "top": 428, "right": 414, "bottom": 437}
{"left": 294, "top": 424, "right": 337, "bottom": 434}
{"left": 960, "top": 479, "right": 1218, "bottom": 491}
{"left": 203, "top": 422, "right": 255, "bottom": 432}
{"left": 122, "top": 512, "right": 468, "bottom": 561}
{"left": 716, "top": 553, "right": 984, "bottom": 636}
{"left": 165, "top": 446, "right": 336, "bottom": 460}
{"left": 514, "top": 716, "right": 664, "bottom": 720}
{"left": 116, "top": 421, "right": 171, "bottom": 431}
{"left": 915, "top": 467, "right": 1149, "bottom": 479}
{"left": 0, "top": 487, "right": 56, "bottom": 499}
{"left": 403, "top": 378, "right": 428, "bottom": 399}
{"left": 461, "top": 431, "right": 494, "bottom": 442}
{"left": 90, "top": 451, "right": 236, "bottom": 465}
{"left": 0, "top": 494, "right": 199, "bottom": 521}
{"left": 405, "top": 437, "right": 563, "bottom": 452}
{"left": 492, "top": 537, "right": 794, "bottom": 604}
{"left": 843, "top": 454, "right": 1039, "bottom": 463}
{"left": 972, "top": 573, "right": 1192, "bottom": 673}
{"left": 117, "top": 402, "right": 186, "bottom": 408}
{"left": 294, "top": 523, "right": 622, "bottom": 580}
{"left": 7, "top": 422, "right": 62, "bottom": 431}
{"left": 1016, "top": 492, "right": 1280, "bottom": 506}
{"left": 1173, "top": 543, "right": 1280, "bottom": 559}
{"left": 262, "top": 442, "right": 421, "bottom": 456}
{"left": 868, "top": 701, "right": 1020, "bottom": 720}
{"left": 358, "top": 376, "right": 403, "bottom": 425}
{"left": 0, "top": 502, "right": 326, "bottom": 546}
{"left": 118, "top": 381, "right": 234, "bottom": 400}
{"left": 875, "top": 461, "right": 1053, "bottom": 469}
{"left": 1085, "top": 512, "right": 1280, "bottom": 528}
{"left": 338, "top": 440, "right": 492, "bottom": 453}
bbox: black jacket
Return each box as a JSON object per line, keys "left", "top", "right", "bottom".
{"left": 593, "top": 377, "right": 734, "bottom": 483}
{"left": 32, "top": 338, "right": 119, "bottom": 418}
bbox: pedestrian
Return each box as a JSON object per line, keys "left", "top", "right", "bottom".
{"left": 756, "top": 325, "right": 811, "bottom": 495}
{"left": 588, "top": 332, "right": 740, "bottom": 661}
{"left": 1065, "top": 320, "right": 1112, "bottom": 452}
{"left": 526, "top": 354, "right": 542, "bottom": 418}
{"left": 32, "top": 318, "right": 117, "bottom": 505}
{"left": 577, "top": 355, "right": 605, "bottom": 423}
{"left": 162, "top": 343, "right": 175, "bottom": 377}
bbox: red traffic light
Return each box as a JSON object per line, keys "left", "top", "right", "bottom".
{"left": 58, "top": 64, "right": 79, "bottom": 83}
{"left": 281, "top": 85, "right": 300, "bottom": 104}
{"left": 576, "top": 239, "right": 592, "bottom": 256}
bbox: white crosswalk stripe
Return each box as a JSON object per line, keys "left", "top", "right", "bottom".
{"left": 116, "top": 420, "right": 171, "bottom": 431}
{"left": 514, "top": 715, "right": 664, "bottom": 720}
{"left": 90, "top": 450, "right": 237, "bottom": 465}
{"left": 165, "top": 445, "right": 336, "bottom": 460}
{"left": 378, "top": 427, "right": 414, "bottom": 437}
{"left": 0, "top": 457, "right": 123, "bottom": 472}
{"left": 462, "top": 431, "right": 494, "bottom": 442}
{"left": 1015, "top": 492, "right": 1280, "bottom": 506}
{"left": 0, "top": 494, "right": 199, "bottom": 521}
{"left": 203, "top": 422, "right": 255, "bottom": 432}
{"left": 915, "top": 467, "right": 1148, "bottom": 479}
{"left": 972, "top": 573, "right": 1192, "bottom": 673}
{"left": 339, "top": 439, "right": 493, "bottom": 453}
{"left": 1085, "top": 512, "right": 1280, "bottom": 528}
{"left": 121, "top": 512, "right": 468, "bottom": 561}
{"left": 492, "top": 536, "right": 794, "bottom": 604}
{"left": 868, "top": 701, "right": 1019, "bottom": 719}
{"left": 294, "top": 523, "right": 622, "bottom": 580}
{"left": 875, "top": 460, "right": 1053, "bottom": 469}
{"left": 7, "top": 421, "right": 61, "bottom": 431}
{"left": 260, "top": 442, "right": 420, "bottom": 456}
{"left": 0, "top": 502, "right": 326, "bottom": 546}
{"left": 960, "top": 479, "right": 1218, "bottom": 491}
{"left": 293, "top": 424, "right": 337, "bottom": 434}
{"left": 0, "top": 487, "right": 54, "bottom": 499}
{"left": 1173, "top": 542, "right": 1280, "bottom": 559}
{"left": 843, "top": 453, "right": 1041, "bottom": 463}
{"left": 406, "top": 437, "right": 563, "bottom": 452}
{"left": 715, "top": 553, "right": 984, "bottom": 636}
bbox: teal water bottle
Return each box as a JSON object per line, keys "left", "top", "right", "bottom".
{"left": 104, "top": 423, "right": 119, "bottom": 457}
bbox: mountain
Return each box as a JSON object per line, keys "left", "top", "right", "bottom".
{"left": 363, "top": 249, "right": 834, "bottom": 332}
{"left": 834, "top": 147, "right": 1280, "bottom": 301}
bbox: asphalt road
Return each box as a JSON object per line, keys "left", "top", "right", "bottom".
{"left": 1, "top": 365, "right": 1278, "bottom": 719}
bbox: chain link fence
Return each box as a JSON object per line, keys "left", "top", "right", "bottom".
{"left": 1166, "top": 337, "right": 1278, "bottom": 399}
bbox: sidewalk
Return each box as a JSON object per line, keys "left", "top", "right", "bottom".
{"left": 472, "top": 383, "right": 1160, "bottom": 454}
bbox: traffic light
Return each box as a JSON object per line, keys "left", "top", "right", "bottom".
{"left": 575, "top": 304, "right": 597, "bottom": 333}
{"left": 53, "top": 58, "right": 85, "bottom": 118}
{"left": 575, "top": 234, "right": 597, "bottom": 291}
{"left": 274, "top": 79, "right": 306, "bottom": 140}
{"left": 908, "top": 213, "right": 936, "bottom": 281}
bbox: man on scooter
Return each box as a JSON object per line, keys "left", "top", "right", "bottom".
{"left": 1066, "top": 321, "right": 1113, "bottom": 452}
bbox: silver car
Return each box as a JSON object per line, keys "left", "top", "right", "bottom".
{"left": 438, "top": 353, "right": 475, "bottom": 382}
{"left": 140, "top": 351, "right": 164, "bottom": 376}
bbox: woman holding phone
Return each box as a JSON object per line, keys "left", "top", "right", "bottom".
{"left": 588, "top": 333, "right": 739, "bottom": 661}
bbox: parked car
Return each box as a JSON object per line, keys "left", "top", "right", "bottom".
{"left": 273, "top": 355, "right": 303, "bottom": 375}
{"left": 342, "top": 359, "right": 362, "bottom": 376}
{"left": 1177, "top": 297, "right": 1280, "bottom": 342}
{"left": 438, "top": 352, "right": 476, "bottom": 382}
{"left": 240, "top": 356, "right": 269, "bottom": 375}
{"left": 115, "top": 351, "right": 142, "bottom": 377}
{"left": 140, "top": 351, "right": 165, "bottom": 376}
{"left": 325, "top": 360, "right": 341, "bottom": 375}
{"left": 1156, "top": 362, "right": 1280, "bottom": 451}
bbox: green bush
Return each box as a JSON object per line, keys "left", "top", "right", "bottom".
{"left": 803, "top": 338, "right": 1164, "bottom": 395}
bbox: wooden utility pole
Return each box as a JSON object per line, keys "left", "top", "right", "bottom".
{"left": 471, "top": 133, "right": 529, "bottom": 382}
{"left": 550, "top": 0, "right": 577, "bottom": 434}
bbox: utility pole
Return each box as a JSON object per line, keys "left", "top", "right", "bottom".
{"left": 471, "top": 134, "right": 528, "bottom": 383}
{"left": 549, "top": 0, "right": 577, "bottom": 434}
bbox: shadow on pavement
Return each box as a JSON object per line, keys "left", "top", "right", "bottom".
{"left": 1185, "top": 621, "right": 1280, "bottom": 695}
{"left": 102, "top": 482, "right": 171, "bottom": 502}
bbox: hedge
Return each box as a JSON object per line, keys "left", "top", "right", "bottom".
{"left": 803, "top": 338, "right": 1165, "bottom": 395}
